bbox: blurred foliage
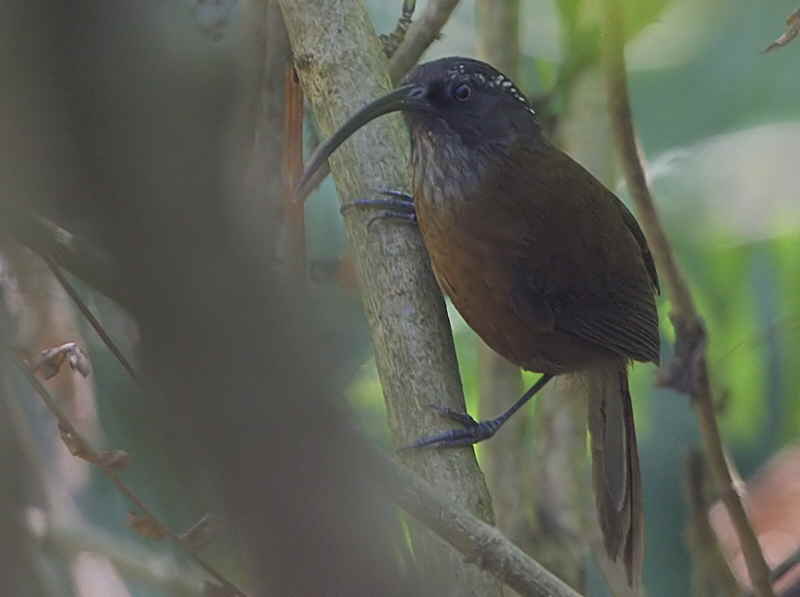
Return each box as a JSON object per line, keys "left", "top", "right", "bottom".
{"left": 14, "top": 0, "right": 800, "bottom": 596}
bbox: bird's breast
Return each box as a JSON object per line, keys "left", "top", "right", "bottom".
{"left": 410, "top": 140, "right": 625, "bottom": 374}
{"left": 413, "top": 163, "right": 550, "bottom": 371}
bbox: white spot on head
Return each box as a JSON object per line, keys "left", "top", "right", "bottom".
{"left": 445, "top": 62, "right": 536, "bottom": 116}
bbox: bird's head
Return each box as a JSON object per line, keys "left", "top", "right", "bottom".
{"left": 298, "top": 57, "right": 539, "bottom": 197}
{"left": 398, "top": 57, "right": 538, "bottom": 144}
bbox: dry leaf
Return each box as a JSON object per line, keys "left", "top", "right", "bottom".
{"left": 33, "top": 342, "right": 91, "bottom": 379}
{"left": 765, "top": 8, "right": 800, "bottom": 53}
{"left": 58, "top": 424, "right": 95, "bottom": 462}
{"left": 179, "top": 513, "right": 218, "bottom": 552}
{"left": 97, "top": 449, "right": 130, "bottom": 471}
{"left": 67, "top": 346, "right": 91, "bottom": 377}
{"left": 127, "top": 512, "right": 167, "bottom": 540}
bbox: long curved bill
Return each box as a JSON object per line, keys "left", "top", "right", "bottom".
{"left": 296, "top": 84, "right": 427, "bottom": 200}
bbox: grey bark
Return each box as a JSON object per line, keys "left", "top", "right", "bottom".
{"left": 277, "top": 1, "right": 502, "bottom": 596}
{"left": 372, "top": 448, "right": 584, "bottom": 597}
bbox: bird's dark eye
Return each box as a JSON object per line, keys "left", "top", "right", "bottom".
{"left": 453, "top": 83, "right": 472, "bottom": 102}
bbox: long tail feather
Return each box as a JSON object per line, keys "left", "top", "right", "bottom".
{"left": 585, "top": 364, "right": 644, "bottom": 596}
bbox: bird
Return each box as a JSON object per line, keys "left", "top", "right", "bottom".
{"left": 298, "top": 56, "right": 660, "bottom": 594}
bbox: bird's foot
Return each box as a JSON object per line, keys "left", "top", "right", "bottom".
{"left": 404, "top": 406, "right": 503, "bottom": 449}
{"left": 340, "top": 189, "right": 416, "bottom": 230}
{"left": 403, "top": 375, "right": 554, "bottom": 450}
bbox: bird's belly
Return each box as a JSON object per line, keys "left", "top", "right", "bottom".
{"left": 418, "top": 208, "right": 605, "bottom": 375}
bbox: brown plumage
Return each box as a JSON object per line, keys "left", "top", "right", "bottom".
{"left": 299, "top": 56, "right": 660, "bottom": 594}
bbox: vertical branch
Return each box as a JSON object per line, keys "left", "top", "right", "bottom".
{"left": 277, "top": 1, "right": 503, "bottom": 596}
{"left": 282, "top": 66, "right": 306, "bottom": 282}
{"left": 684, "top": 451, "right": 741, "bottom": 597}
{"left": 476, "top": 0, "right": 518, "bottom": 76}
{"left": 601, "top": 1, "right": 775, "bottom": 596}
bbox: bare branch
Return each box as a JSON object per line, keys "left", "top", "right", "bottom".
{"left": 388, "top": 0, "right": 460, "bottom": 82}
{"left": 380, "top": 0, "right": 416, "bottom": 57}
{"left": 12, "top": 355, "right": 247, "bottom": 597}
{"left": 684, "top": 451, "right": 741, "bottom": 597}
{"left": 601, "top": 1, "right": 776, "bottom": 596}
{"left": 42, "top": 256, "right": 144, "bottom": 387}
{"left": 0, "top": 208, "right": 123, "bottom": 306}
{"left": 371, "top": 448, "right": 583, "bottom": 597}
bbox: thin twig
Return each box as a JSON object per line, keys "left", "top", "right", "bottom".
{"left": 743, "top": 545, "right": 800, "bottom": 597}
{"left": 387, "top": 0, "right": 460, "bottom": 82}
{"left": 684, "top": 451, "right": 741, "bottom": 597}
{"left": 11, "top": 355, "right": 248, "bottom": 597}
{"left": 380, "top": 0, "right": 416, "bottom": 57}
{"left": 601, "top": 1, "right": 776, "bottom": 596}
{"left": 768, "top": 548, "right": 800, "bottom": 587}
{"left": 41, "top": 255, "right": 143, "bottom": 387}
{"left": 0, "top": 207, "right": 124, "bottom": 306}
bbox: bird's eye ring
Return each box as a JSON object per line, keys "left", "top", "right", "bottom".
{"left": 453, "top": 83, "right": 472, "bottom": 101}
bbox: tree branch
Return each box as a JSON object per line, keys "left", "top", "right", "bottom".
{"left": 601, "top": 1, "right": 775, "bottom": 596}
{"left": 277, "top": 1, "right": 502, "bottom": 595}
{"left": 370, "top": 447, "right": 583, "bottom": 597}
{"left": 380, "top": 0, "right": 416, "bottom": 58}
{"left": 387, "top": 0, "right": 460, "bottom": 83}
{"left": 11, "top": 355, "right": 247, "bottom": 597}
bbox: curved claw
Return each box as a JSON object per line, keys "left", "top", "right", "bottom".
{"left": 366, "top": 211, "right": 417, "bottom": 231}
{"left": 426, "top": 404, "right": 478, "bottom": 427}
{"left": 403, "top": 420, "right": 500, "bottom": 450}
{"left": 339, "top": 189, "right": 417, "bottom": 230}
{"left": 340, "top": 188, "right": 415, "bottom": 214}
{"left": 341, "top": 197, "right": 416, "bottom": 217}
{"left": 375, "top": 188, "right": 414, "bottom": 203}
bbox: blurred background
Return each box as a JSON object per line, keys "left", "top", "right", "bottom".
{"left": 2, "top": 0, "right": 800, "bottom": 596}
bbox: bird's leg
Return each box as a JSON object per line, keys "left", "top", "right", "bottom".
{"left": 340, "top": 189, "right": 417, "bottom": 229}
{"left": 407, "top": 374, "right": 554, "bottom": 449}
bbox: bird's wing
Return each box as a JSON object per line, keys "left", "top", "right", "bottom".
{"left": 615, "top": 197, "right": 659, "bottom": 294}
{"left": 475, "top": 141, "right": 660, "bottom": 364}
{"left": 552, "top": 287, "right": 660, "bottom": 364}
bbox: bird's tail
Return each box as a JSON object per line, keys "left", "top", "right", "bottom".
{"left": 584, "top": 363, "right": 644, "bottom": 596}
